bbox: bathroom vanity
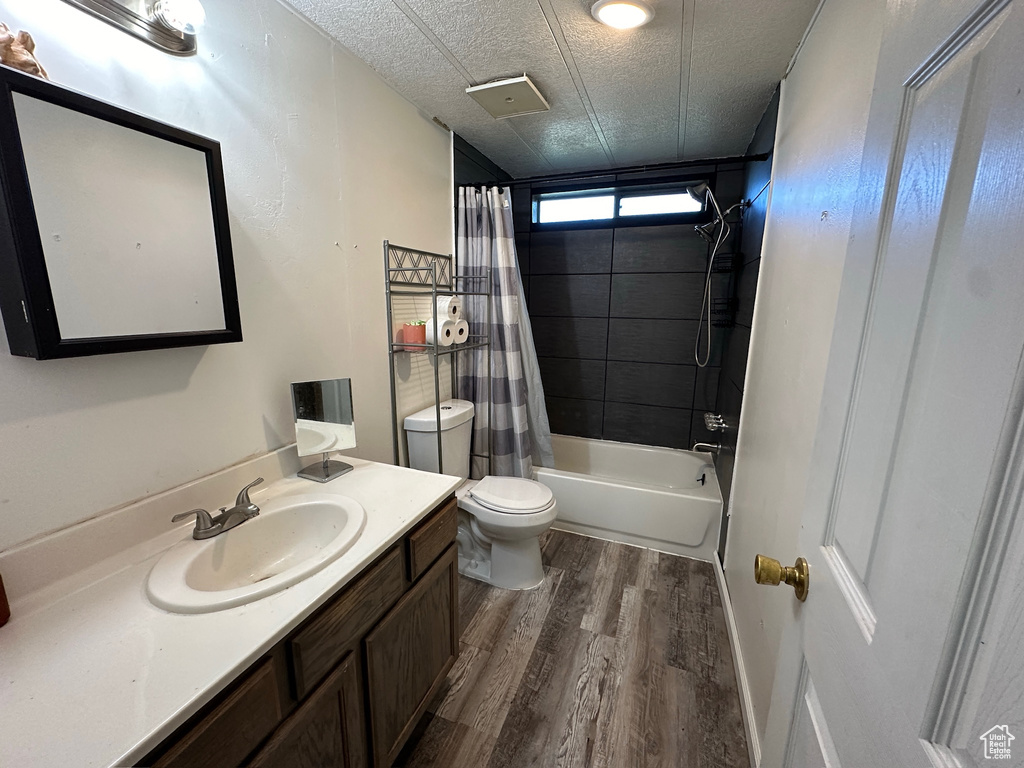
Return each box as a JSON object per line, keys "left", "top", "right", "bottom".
{"left": 147, "top": 496, "right": 458, "bottom": 767}
{"left": 0, "top": 453, "right": 461, "bottom": 767}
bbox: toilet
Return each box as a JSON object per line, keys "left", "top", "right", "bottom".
{"left": 404, "top": 399, "right": 556, "bottom": 589}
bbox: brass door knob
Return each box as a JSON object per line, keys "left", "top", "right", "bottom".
{"left": 754, "top": 555, "right": 809, "bottom": 602}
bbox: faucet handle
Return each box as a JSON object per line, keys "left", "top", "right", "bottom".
{"left": 235, "top": 477, "right": 265, "bottom": 507}
{"left": 172, "top": 508, "right": 217, "bottom": 532}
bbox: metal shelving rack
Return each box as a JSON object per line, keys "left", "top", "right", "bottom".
{"left": 384, "top": 240, "right": 492, "bottom": 476}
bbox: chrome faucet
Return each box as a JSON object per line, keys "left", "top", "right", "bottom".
{"left": 703, "top": 412, "right": 731, "bottom": 432}
{"left": 172, "top": 477, "right": 264, "bottom": 540}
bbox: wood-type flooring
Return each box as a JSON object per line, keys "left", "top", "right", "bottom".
{"left": 395, "top": 528, "right": 748, "bottom": 768}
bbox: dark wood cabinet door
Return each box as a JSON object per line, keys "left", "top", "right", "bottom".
{"left": 248, "top": 652, "right": 366, "bottom": 768}
{"left": 364, "top": 545, "right": 458, "bottom": 767}
{"left": 154, "top": 659, "right": 283, "bottom": 768}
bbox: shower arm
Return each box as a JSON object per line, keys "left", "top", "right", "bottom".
{"left": 705, "top": 198, "right": 749, "bottom": 232}
{"left": 720, "top": 200, "right": 749, "bottom": 218}
{"left": 686, "top": 182, "right": 748, "bottom": 240}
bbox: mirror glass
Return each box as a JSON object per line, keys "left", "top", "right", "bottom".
{"left": 291, "top": 379, "right": 356, "bottom": 458}
{"left": 13, "top": 92, "right": 227, "bottom": 339}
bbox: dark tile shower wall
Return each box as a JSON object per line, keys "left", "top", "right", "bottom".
{"left": 512, "top": 163, "right": 746, "bottom": 451}
{"left": 454, "top": 134, "right": 512, "bottom": 188}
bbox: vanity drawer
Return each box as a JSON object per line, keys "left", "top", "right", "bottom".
{"left": 406, "top": 498, "right": 457, "bottom": 581}
{"left": 153, "top": 658, "right": 282, "bottom": 768}
{"left": 289, "top": 546, "right": 405, "bottom": 699}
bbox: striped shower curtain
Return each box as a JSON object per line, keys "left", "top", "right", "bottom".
{"left": 456, "top": 186, "right": 553, "bottom": 479}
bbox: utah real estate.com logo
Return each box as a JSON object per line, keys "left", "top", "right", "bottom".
{"left": 980, "top": 725, "right": 1014, "bottom": 760}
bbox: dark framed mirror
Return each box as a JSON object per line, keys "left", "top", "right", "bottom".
{"left": 0, "top": 65, "right": 242, "bottom": 359}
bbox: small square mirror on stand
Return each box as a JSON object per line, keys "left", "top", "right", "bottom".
{"left": 291, "top": 378, "right": 356, "bottom": 483}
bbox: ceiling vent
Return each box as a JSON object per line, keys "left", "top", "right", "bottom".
{"left": 466, "top": 75, "right": 550, "bottom": 119}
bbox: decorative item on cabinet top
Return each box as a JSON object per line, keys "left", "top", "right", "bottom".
{"left": 0, "top": 24, "right": 48, "bottom": 79}
{"left": 0, "top": 65, "right": 241, "bottom": 359}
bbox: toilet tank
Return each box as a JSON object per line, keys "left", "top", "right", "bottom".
{"left": 403, "top": 399, "right": 475, "bottom": 479}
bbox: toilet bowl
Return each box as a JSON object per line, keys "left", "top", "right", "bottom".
{"left": 404, "top": 400, "right": 557, "bottom": 589}
{"left": 455, "top": 476, "right": 557, "bottom": 589}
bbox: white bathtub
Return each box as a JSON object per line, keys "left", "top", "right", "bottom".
{"left": 533, "top": 434, "right": 722, "bottom": 561}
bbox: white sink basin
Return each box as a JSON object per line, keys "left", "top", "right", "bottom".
{"left": 147, "top": 493, "right": 366, "bottom": 614}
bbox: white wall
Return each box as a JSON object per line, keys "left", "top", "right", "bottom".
{"left": 722, "top": 0, "right": 885, "bottom": 747}
{"left": 0, "top": 0, "right": 452, "bottom": 551}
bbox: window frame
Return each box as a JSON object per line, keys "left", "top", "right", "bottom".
{"left": 530, "top": 173, "right": 717, "bottom": 231}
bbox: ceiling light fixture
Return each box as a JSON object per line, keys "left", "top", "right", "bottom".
{"left": 591, "top": 0, "right": 655, "bottom": 29}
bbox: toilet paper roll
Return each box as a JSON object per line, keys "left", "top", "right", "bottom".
{"left": 434, "top": 295, "right": 462, "bottom": 321}
{"left": 453, "top": 319, "right": 470, "bottom": 344}
{"left": 425, "top": 317, "right": 456, "bottom": 347}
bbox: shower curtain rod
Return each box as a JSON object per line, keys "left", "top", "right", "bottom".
{"left": 458, "top": 151, "right": 773, "bottom": 197}
{"left": 509, "top": 152, "right": 771, "bottom": 186}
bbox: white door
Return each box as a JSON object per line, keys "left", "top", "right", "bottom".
{"left": 761, "top": 1, "right": 1024, "bottom": 766}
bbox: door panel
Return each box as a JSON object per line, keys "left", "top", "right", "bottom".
{"left": 862, "top": 4, "right": 1024, "bottom": 740}
{"left": 772, "top": 1, "right": 1024, "bottom": 766}
{"left": 785, "top": 665, "right": 842, "bottom": 768}
{"left": 827, "top": 30, "right": 980, "bottom": 588}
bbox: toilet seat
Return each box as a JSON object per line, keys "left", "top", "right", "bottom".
{"left": 469, "top": 476, "right": 554, "bottom": 515}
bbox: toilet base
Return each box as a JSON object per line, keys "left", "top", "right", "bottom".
{"left": 489, "top": 537, "right": 545, "bottom": 589}
{"left": 456, "top": 519, "right": 546, "bottom": 590}
{"left": 457, "top": 552, "right": 492, "bottom": 584}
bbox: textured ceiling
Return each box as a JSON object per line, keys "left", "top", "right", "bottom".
{"left": 282, "top": 0, "right": 820, "bottom": 178}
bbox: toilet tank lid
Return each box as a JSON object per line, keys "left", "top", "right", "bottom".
{"left": 404, "top": 399, "right": 475, "bottom": 431}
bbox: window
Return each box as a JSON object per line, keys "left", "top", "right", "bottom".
{"left": 537, "top": 193, "right": 615, "bottom": 224}
{"left": 619, "top": 192, "right": 702, "bottom": 217}
{"left": 532, "top": 180, "right": 708, "bottom": 229}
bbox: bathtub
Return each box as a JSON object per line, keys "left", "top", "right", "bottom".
{"left": 533, "top": 434, "right": 722, "bottom": 561}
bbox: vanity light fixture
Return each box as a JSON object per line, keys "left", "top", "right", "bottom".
{"left": 151, "top": 0, "right": 207, "bottom": 36}
{"left": 591, "top": 0, "right": 655, "bottom": 29}
{"left": 57, "top": 0, "right": 207, "bottom": 55}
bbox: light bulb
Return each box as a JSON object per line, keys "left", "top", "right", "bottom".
{"left": 591, "top": 0, "right": 654, "bottom": 29}
{"left": 152, "top": 0, "right": 207, "bottom": 36}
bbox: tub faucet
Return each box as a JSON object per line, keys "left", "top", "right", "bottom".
{"left": 172, "top": 477, "right": 264, "bottom": 540}
{"left": 703, "top": 412, "right": 731, "bottom": 432}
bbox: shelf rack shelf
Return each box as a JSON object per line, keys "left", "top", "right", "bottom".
{"left": 384, "top": 240, "right": 492, "bottom": 476}
{"left": 389, "top": 338, "right": 489, "bottom": 356}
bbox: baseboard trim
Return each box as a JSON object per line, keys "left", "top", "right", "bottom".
{"left": 714, "top": 551, "right": 761, "bottom": 768}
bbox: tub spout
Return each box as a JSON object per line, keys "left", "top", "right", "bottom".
{"left": 692, "top": 442, "right": 722, "bottom": 453}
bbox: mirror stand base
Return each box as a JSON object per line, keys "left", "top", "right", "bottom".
{"left": 298, "top": 454, "right": 354, "bottom": 483}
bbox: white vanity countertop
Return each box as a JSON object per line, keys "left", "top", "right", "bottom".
{"left": 0, "top": 456, "right": 461, "bottom": 767}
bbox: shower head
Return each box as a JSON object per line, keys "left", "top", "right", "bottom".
{"left": 694, "top": 219, "right": 718, "bottom": 244}
{"left": 686, "top": 182, "right": 709, "bottom": 203}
